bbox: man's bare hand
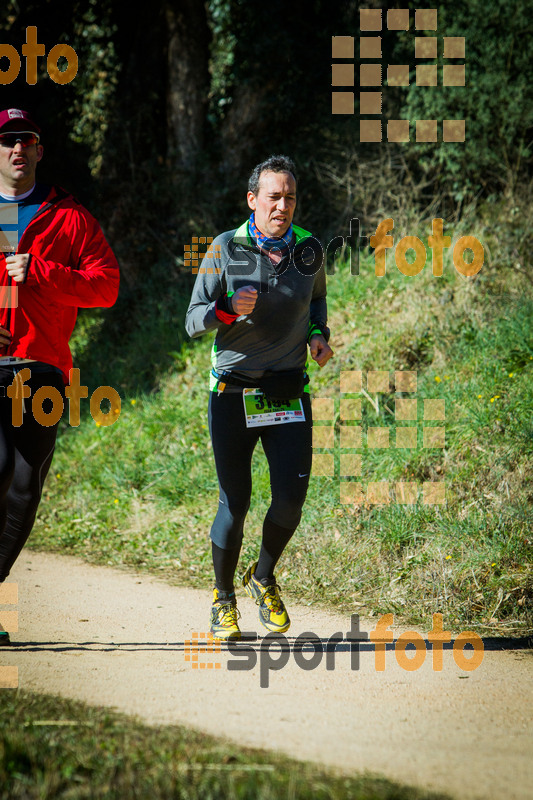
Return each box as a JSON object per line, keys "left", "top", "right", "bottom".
{"left": 309, "top": 335, "right": 333, "bottom": 367}
{"left": 231, "top": 285, "right": 258, "bottom": 316}
{"left": 5, "top": 254, "right": 30, "bottom": 283}
{"left": 0, "top": 326, "right": 11, "bottom": 347}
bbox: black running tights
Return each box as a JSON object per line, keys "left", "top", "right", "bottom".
{"left": 208, "top": 390, "right": 313, "bottom": 591}
{"left": 0, "top": 367, "right": 64, "bottom": 582}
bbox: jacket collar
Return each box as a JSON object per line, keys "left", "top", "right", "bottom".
{"left": 232, "top": 219, "right": 313, "bottom": 249}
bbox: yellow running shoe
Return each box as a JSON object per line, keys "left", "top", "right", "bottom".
{"left": 242, "top": 562, "right": 290, "bottom": 633}
{"left": 210, "top": 588, "right": 241, "bottom": 640}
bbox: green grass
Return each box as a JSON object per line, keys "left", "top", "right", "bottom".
{"left": 0, "top": 690, "right": 451, "bottom": 800}
{"left": 27, "top": 207, "right": 533, "bottom": 635}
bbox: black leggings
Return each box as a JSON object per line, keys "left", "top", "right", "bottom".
{"left": 0, "top": 366, "right": 65, "bottom": 582}
{"left": 208, "top": 391, "right": 313, "bottom": 551}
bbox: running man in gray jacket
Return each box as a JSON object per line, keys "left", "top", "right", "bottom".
{"left": 185, "top": 155, "right": 333, "bottom": 639}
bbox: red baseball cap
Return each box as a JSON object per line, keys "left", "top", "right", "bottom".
{"left": 0, "top": 108, "right": 41, "bottom": 134}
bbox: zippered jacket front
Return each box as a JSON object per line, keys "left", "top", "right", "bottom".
{"left": 0, "top": 185, "right": 120, "bottom": 381}
{"left": 185, "top": 221, "right": 327, "bottom": 382}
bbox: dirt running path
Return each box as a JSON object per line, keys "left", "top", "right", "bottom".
{"left": 2, "top": 551, "right": 532, "bottom": 799}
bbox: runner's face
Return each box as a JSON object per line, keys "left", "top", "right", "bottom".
{"left": 0, "top": 130, "right": 43, "bottom": 195}
{"left": 247, "top": 170, "right": 297, "bottom": 238}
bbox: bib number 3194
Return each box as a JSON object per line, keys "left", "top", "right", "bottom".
{"left": 243, "top": 388, "right": 305, "bottom": 428}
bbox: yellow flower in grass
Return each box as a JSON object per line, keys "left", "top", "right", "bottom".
{"left": 477, "top": 394, "right": 482, "bottom": 399}
{"left": 130, "top": 399, "right": 137, "bottom": 406}
{"left": 434, "top": 376, "right": 441, "bottom": 383}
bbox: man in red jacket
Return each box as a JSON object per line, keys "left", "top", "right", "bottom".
{"left": 0, "top": 109, "right": 119, "bottom": 644}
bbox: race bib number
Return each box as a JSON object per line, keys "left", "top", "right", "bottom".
{"left": 243, "top": 388, "right": 305, "bottom": 428}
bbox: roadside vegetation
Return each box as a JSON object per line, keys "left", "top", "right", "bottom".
{"left": 30, "top": 194, "right": 533, "bottom": 636}
{"left": 0, "top": 690, "right": 451, "bottom": 800}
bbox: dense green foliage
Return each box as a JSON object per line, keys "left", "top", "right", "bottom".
{"left": 0, "top": 0, "right": 531, "bottom": 232}
{"left": 399, "top": 0, "right": 533, "bottom": 200}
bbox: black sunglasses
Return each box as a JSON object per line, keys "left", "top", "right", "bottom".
{"left": 0, "top": 132, "right": 40, "bottom": 148}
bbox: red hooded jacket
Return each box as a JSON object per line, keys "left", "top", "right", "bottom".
{"left": 0, "top": 185, "right": 119, "bottom": 381}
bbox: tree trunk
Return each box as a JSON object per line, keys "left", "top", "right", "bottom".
{"left": 165, "top": 0, "right": 211, "bottom": 172}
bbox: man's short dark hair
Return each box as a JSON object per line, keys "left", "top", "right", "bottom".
{"left": 248, "top": 155, "right": 297, "bottom": 196}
